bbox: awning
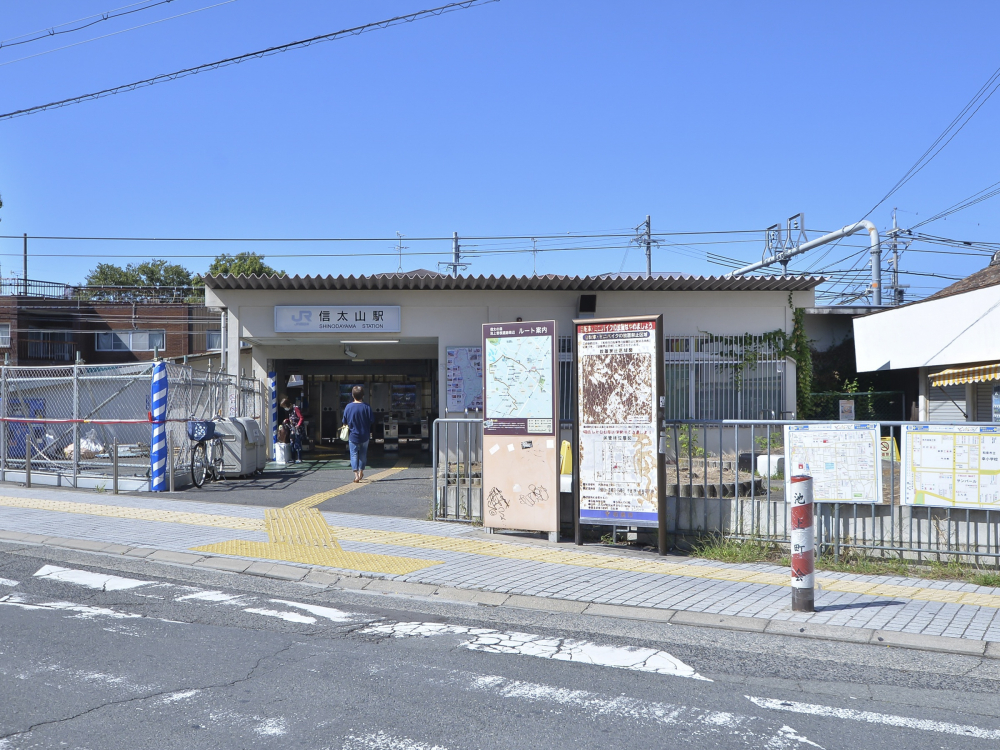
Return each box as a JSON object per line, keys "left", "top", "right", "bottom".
{"left": 930, "top": 363, "right": 1000, "bottom": 387}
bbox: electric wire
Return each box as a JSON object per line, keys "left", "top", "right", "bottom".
{"left": 0, "top": 0, "right": 500, "bottom": 122}
{"left": 0, "top": 0, "right": 178, "bottom": 49}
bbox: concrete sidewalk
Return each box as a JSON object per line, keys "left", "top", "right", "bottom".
{"left": 2, "top": 475, "right": 1000, "bottom": 657}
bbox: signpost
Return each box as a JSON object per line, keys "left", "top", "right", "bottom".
{"left": 481, "top": 320, "right": 559, "bottom": 536}
{"left": 572, "top": 315, "right": 666, "bottom": 554}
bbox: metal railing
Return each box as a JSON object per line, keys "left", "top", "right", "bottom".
{"left": 432, "top": 418, "right": 482, "bottom": 522}
{"left": 665, "top": 419, "right": 1000, "bottom": 565}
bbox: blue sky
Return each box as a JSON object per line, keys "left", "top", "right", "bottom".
{"left": 1, "top": 0, "right": 998, "bottom": 301}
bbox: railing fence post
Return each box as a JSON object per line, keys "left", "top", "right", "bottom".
{"left": 72, "top": 362, "right": 80, "bottom": 487}
{"left": 113, "top": 439, "right": 119, "bottom": 495}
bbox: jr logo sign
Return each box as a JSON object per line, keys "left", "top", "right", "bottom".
{"left": 290, "top": 310, "right": 313, "bottom": 326}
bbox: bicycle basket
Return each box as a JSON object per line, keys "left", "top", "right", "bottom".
{"left": 187, "top": 421, "right": 215, "bottom": 441}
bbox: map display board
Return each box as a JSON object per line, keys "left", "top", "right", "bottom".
{"left": 481, "top": 321, "right": 559, "bottom": 533}
{"left": 575, "top": 317, "right": 664, "bottom": 528}
{"left": 784, "top": 423, "right": 881, "bottom": 504}
{"left": 483, "top": 323, "right": 555, "bottom": 434}
{"left": 902, "top": 425, "right": 1000, "bottom": 508}
{"left": 446, "top": 346, "right": 483, "bottom": 412}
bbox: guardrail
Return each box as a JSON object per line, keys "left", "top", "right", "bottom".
{"left": 432, "top": 418, "right": 482, "bottom": 522}
{"left": 665, "top": 419, "right": 1000, "bottom": 565}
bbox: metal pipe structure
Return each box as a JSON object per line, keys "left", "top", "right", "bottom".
{"left": 731, "top": 221, "right": 882, "bottom": 305}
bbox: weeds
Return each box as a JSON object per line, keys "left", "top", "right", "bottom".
{"left": 690, "top": 535, "right": 783, "bottom": 564}
{"left": 688, "top": 537, "right": 1000, "bottom": 588}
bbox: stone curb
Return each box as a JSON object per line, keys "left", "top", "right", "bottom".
{"left": 2, "top": 531, "right": 999, "bottom": 660}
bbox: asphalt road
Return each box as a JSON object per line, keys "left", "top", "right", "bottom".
{"left": 2, "top": 545, "right": 1000, "bottom": 749}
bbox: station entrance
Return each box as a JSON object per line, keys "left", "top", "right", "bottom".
{"left": 272, "top": 356, "right": 437, "bottom": 461}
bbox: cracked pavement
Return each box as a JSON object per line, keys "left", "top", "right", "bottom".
{"left": 2, "top": 546, "right": 1000, "bottom": 748}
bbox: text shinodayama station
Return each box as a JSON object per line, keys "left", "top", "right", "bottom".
{"left": 204, "top": 271, "right": 822, "bottom": 456}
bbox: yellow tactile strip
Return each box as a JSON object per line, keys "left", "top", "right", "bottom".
{"left": 2, "top": 489, "right": 1000, "bottom": 609}
{"left": 289, "top": 456, "right": 414, "bottom": 509}
{"left": 0, "top": 495, "right": 264, "bottom": 532}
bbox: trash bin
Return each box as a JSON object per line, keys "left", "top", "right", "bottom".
{"left": 235, "top": 417, "right": 267, "bottom": 472}
{"left": 213, "top": 418, "right": 256, "bottom": 477}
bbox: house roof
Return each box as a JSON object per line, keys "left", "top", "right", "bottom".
{"left": 919, "top": 257, "right": 1000, "bottom": 304}
{"left": 203, "top": 272, "right": 825, "bottom": 293}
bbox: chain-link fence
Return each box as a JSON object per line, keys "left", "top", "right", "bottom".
{"left": 0, "top": 363, "right": 265, "bottom": 491}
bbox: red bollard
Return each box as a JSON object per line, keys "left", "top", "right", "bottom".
{"left": 789, "top": 475, "right": 815, "bottom": 612}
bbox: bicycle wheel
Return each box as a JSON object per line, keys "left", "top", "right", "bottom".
{"left": 210, "top": 438, "right": 225, "bottom": 481}
{"left": 191, "top": 441, "right": 208, "bottom": 487}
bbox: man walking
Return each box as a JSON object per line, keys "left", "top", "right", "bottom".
{"left": 342, "top": 385, "right": 374, "bottom": 482}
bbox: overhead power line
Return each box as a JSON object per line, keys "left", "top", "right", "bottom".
{"left": 0, "top": 0, "right": 179, "bottom": 49}
{"left": 910, "top": 178, "right": 1000, "bottom": 230}
{"left": 0, "top": 0, "right": 499, "bottom": 122}
{"left": 0, "top": 0, "right": 241, "bottom": 70}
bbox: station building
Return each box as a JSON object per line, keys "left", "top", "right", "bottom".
{"left": 204, "top": 271, "right": 822, "bottom": 454}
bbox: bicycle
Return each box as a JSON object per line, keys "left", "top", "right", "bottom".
{"left": 188, "top": 418, "right": 226, "bottom": 488}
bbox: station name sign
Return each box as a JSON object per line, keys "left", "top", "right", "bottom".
{"left": 274, "top": 306, "right": 401, "bottom": 333}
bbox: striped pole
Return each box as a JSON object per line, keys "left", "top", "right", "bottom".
{"left": 150, "top": 361, "right": 168, "bottom": 492}
{"left": 268, "top": 371, "right": 277, "bottom": 456}
{"left": 789, "top": 475, "right": 815, "bottom": 612}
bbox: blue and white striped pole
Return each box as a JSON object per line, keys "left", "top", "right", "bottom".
{"left": 268, "top": 371, "right": 277, "bottom": 457}
{"left": 150, "top": 361, "right": 168, "bottom": 492}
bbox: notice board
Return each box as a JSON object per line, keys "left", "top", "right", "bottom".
{"left": 481, "top": 320, "right": 559, "bottom": 532}
{"left": 574, "top": 315, "right": 665, "bottom": 529}
{"left": 902, "top": 424, "right": 1000, "bottom": 509}
{"left": 784, "top": 422, "right": 882, "bottom": 504}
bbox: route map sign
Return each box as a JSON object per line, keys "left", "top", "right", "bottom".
{"left": 481, "top": 321, "right": 559, "bottom": 533}
{"left": 901, "top": 424, "right": 1000, "bottom": 508}
{"left": 784, "top": 423, "right": 882, "bottom": 503}
{"left": 445, "top": 346, "right": 483, "bottom": 412}
{"left": 483, "top": 324, "right": 555, "bottom": 434}
{"left": 574, "top": 316, "right": 665, "bottom": 530}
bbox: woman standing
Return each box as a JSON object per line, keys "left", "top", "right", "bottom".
{"left": 280, "top": 397, "right": 304, "bottom": 464}
{"left": 342, "top": 385, "right": 374, "bottom": 482}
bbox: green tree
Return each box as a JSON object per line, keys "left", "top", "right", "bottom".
{"left": 204, "top": 252, "right": 284, "bottom": 278}
{"left": 83, "top": 259, "right": 197, "bottom": 301}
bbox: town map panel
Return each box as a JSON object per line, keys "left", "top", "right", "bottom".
{"left": 902, "top": 425, "right": 1000, "bottom": 508}
{"left": 577, "top": 319, "right": 660, "bottom": 526}
{"left": 481, "top": 321, "right": 559, "bottom": 533}
{"left": 483, "top": 324, "right": 554, "bottom": 434}
{"left": 784, "top": 423, "right": 882, "bottom": 503}
{"left": 446, "top": 346, "right": 483, "bottom": 412}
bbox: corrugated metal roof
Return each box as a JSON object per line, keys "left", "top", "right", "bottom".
{"left": 204, "top": 272, "right": 825, "bottom": 292}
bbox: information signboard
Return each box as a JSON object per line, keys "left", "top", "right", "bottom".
{"left": 481, "top": 321, "right": 559, "bottom": 533}
{"left": 901, "top": 424, "right": 1000, "bottom": 508}
{"left": 274, "top": 305, "right": 401, "bottom": 333}
{"left": 573, "top": 316, "right": 665, "bottom": 530}
{"left": 445, "top": 346, "right": 483, "bottom": 412}
{"left": 784, "top": 422, "right": 882, "bottom": 503}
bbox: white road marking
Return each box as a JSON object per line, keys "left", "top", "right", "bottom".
{"left": 174, "top": 590, "right": 245, "bottom": 604}
{"left": 243, "top": 607, "right": 316, "bottom": 624}
{"left": 33, "top": 565, "right": 150, "bottom": 591}
{"left": 747, "top": 696, "right": 1000, "bottom": 740}
{"left": 270, "top": 599, "right": 357, "bottom": 622}
{"left": 253, "top": 717, "right": 287, "bottom": 736}
{"left": 362, "top": 622, "right": 709, "bottom": 681}
{"left": 0, "top": 593, "right": 141, "bottom": 619}
{"left": 0, "top": 577, "right": 17, "bottom": 587}
{"left": 342, "top": 731, "right": 448, "bottom": 750}
{"left": 161, "top": 689, "right": 201, "bottom": 704}
{"left": 458, "top": 672, "right": 820, "bottom": 748}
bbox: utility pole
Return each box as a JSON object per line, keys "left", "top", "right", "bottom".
{"left": 22, "top": 234, "right": 27, "bottom": 296}
{"left": 395, "top": 232, "right": 408, "bottom": 274}
{"left": 886, "top": 209, "right": 910, "bottom": 306}
{"left": 531, "top": 238, "right": 537, "bottom": 277}
{"left": 438, "top": 231, "right": 468, "bottom": 277}
{"left": 644, "top": 215, "right": 652, "bottom": 278}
